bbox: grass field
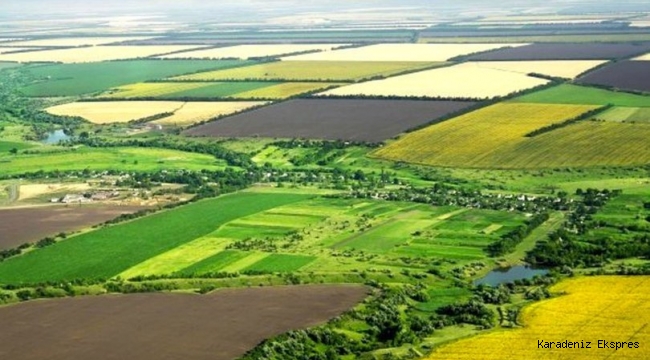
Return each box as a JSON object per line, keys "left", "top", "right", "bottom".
{"left": 45, "top": 101, "right": 184, "bottom": 123}
{"left": 0, "top": 62, "right": 21, "bottom": 71}
{"left": 0, "top": 147, "right": 227, "bottom": 175}
{"left": 594, "top": 107, "right": 650, "bottom": 123}
{"left": 243, "top": 253, "right": 316, "bottom": 273}
{"left": 152, "top": 101, "right": 268, "bottom": 126}
{"left": 160, "top": 44, "right": 343, "bottom": 60}
{"left": 230, "top": 82, "right": 343, "bottom": 99}
{"left": 511, "top": 84, "right": 650, "bottom": 107}
{"left": 102, "top": 81, "right": 277, "bottom": 99}
{"left": 0, "top": 192, "right": 310, "bottom": 284}
{"left": 319, "top": 62, "right": 548, "bottom": 99}
{"left": 426, "top": 276, "right": 650, "bottom": 360}
{"left": 373, "top": 103, "right": 598, "bottom": 168}
{"left": 469, "top": 60, "right": 606, "bottom": 79}
{"left": 0, "top": 45, "right": 205, "bottom": 63}
{"left": 21, "top": 60, "right": 252, "bottom": 96}
{"left": 0, "top": 140, "right": 34, "bottom": 152}
{"left": 172, "top": 61, "right": 443, "bottom": 82}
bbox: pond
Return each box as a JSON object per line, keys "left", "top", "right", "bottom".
{"left": 474, "top": 265, "right": 549, "bottom": 286}
{"left": 43, "top": 129, "right": 71, "bottom": 144}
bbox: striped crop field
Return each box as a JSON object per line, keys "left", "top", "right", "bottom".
{"left": 373, "top": 103, "right": 600, "bottom": 169}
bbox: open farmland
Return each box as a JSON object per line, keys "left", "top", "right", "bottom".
{"left": 420, "top": 34, "right": 650, "bottom": 43}
{"left": 229, "top": 82, "right": 343, "bottom": 99}
{"left": 373, "top": 103, "right": 598, "bottom": 168}
{"left": 0, "top": 205, "right": 146, "bottom": 250}
{"left": 6, "top": 36, "right": 155, "bottom": 47}
{"left": 159, "top": 44, "right": 344, "bottom": 60}
{"left": 0, "top": 47, "right": 36, "bottom": 54}
{"left": 184, "top": 99, "right": 477, "bottom": 142}
{"left": 21, "top": 60, "right": 251, "bottom": 96}
{"left": 426, "top": 276, "right": 650, "bottom": 360}
{"left": 464, "top": 43, "right": 650, "bottom": 60}
{"left": 172, "top": 61, "right": 441, "bottom": 82}
{"left": 634, "top": 52, "right": 650, "bottom": 60}
{"left": 281, "top": 43, "right": 527, "bottom": 61}
{"left": 577, "top": 61, "right": 650, "bottom": 94}
{"left": 101, "top": 81, "right": 277, "bottom": 99}
{"left": 594, "top": 107, "right": 650, "bottom": 123}
{"left": 45, "top": 101, "right": 184, "bottom": 123}
{"left": 152, "top": 101, "right": 268, "bottom": 126}
{"left": 468, "top": 60, "right": 606, "bottom": 79}
{"left": 0, "top": 147, "right": 227, "bottom": 175}
{"left": 319, "top": 62, "right": 548, "bottom": 99}
{"left": 511, "top": 84, "right": 650, "bottom": 107}
{"left": 0, "top": 285, "right": 368, "bottom": 360}
{"left": 0, "top": 45, "right": 205, "bottom": 63}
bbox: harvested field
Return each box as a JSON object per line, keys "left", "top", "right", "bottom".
{"left": 282, "top": 43, "right": 526, "bottom": 62}
{"left": 45, "top": 101, "right": 183, "bottom": 123}
{"left": 0, "top": 205, "right": 144, "bottom": 249}
{"left": 184, "top": 99, "right": 477, "bottom": 142}
{"left": 172, "top": 61, "right": 441, "bottom": 82}
{"left": 230, "top": 82, "right": 342, "bottom": 100}
{"left": 160, "top": 44, "right": 343, "bottom": 60}
{"left": 464, "top": 43, "right": 650, "bottom": 60}
{"left": 319, "top": 62, "right": 548, "bottom": 99}
{"left": 373, "top": 103, "right": 598, "bottom": 168}
{"left": 469, "top": 60, "right": 606, "bottom": 79}
{"left": 577, "top": 61, "right": 650, "bottom": 94}
{"left": 0, "top": 47, "right": 36, "bottom": 54}
{"left": 0, "top": 45, "right": 204, "bottom": 63}
{"left": 634, "top": 53, "right": 650, "bottom": 60}
{"left": 512, "top": 84, "right": 650, "bottom": 107}
{"left": 152, "top": 101, "right": 268, "bottom": 126}
{"left": 17, "top": 183, "right": 90, "bottom": 201}
{"left": 6, "top": 36, "right": 155, "bottom": 47}
{"left": 102, "top": 82, "right": 277, "bottom": 99}
{"left": 426, "top": 276, "right": 650, "bottom": 360}
{"left": 0, "top": 285, "right": 369, "bottom": 360}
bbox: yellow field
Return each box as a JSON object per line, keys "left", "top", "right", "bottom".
{"left": 101, "top": 82, "right": 215, "bottom": 99}
{"left": 281, "top": 43, "right": 527, "bottom": 62}
{"left": 231, "top": 82, "right": 343, "bottom": 99}
{"left": 159, "top": 44, "right": 343, "bottom": 60}
{"left": 427, "top": 276, "right": 650, "bottom": 360}
{"left": 319, "top": 63, "right": 548, "bottom": 99}
{"left": 6, "top": 36, "right": 155, "bottom": 47}
{"left": 18, "top": 183, "right": 90, "bottom": 201}
{"left": 45, "top": 101, "right": 183, "bottom": 123}
{"left": 0, "top": 45, "right": 203, "bottom": 63}
{"left": 0, "top": 47, "right": 35, "bottom": 54}
{"left": 632, "top": 53, "right": 650, "bottom": 61}
{"left": 152, "top": 101, "right": 268, "bottom": 126}
{"left": 373, "top": 103, "right": 597, "bottom": 168}
{"left": 171, "top": 61, "right": 440, "bottom": 81}
{"left": 469, "top": 60, "right": 607, "bottom": 79}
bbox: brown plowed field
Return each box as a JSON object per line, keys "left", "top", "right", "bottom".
{"left": 0, "top": 205, "right": 145, "bottom": 249}
{"left": 577, "top": 60, "right": 650, "bottom": 93}
{"left": 0, "top": 285, "right": 369, "bottom": 360}
{"left": 464, "top": 43, "right": 650, "bottom": 60}
{"left": 184, "top": 99, "right": 478, "bottom": 142}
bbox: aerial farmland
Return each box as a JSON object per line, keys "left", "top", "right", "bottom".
{"left": 2, "top": 1, "right": 650, "bottom": 360}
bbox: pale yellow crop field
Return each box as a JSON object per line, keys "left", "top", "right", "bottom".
{"left": 281, "top": 43, "right": 528, "bottom": 62}
{"left": 159, "top": 44, "right": 344, "bottom": 60}
{"left": 632, "top": 53, "right": 650, "bottom": 61}
{"left": 152, "top": 101, "right": 268, "bottom": 126}
{"left": 45, "top": 101, "right": 184, "bottom": 124}
{"left": 6, "top": 36, "right": 156, "bottom": 47}
{"left": 319, "top": 63, "right": 548, "bottom": 99}
{"left": 0, "top": 47, "right": 36, "bottom": 54}
{"left": 470, "top": 60, "right": 607, "bottom": 79}
{"left": 427, "top": 276, "right": 650, "bottom": 360}
{"left": 0, "top": 45, "right": 203, "bottom": 63}
{"left": 101, "top": 82, "right": 213, "bottom": 99}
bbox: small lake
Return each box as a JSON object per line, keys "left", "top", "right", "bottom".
{"left": 43, "top": 129, "right": 71, "bottom": 144}
{"left": 474, "top": 265, "right": 549, "bottom": 286}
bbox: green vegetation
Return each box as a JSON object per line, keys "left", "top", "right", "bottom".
{"left": 243, "top": 253, "right": 316, "bottom": 273}
{"left": 20, "top": 60, "right": 254, "bottom": 96}
{"left": 595, "top": 106, "right": 650, "bottom": 123}
{"left": 0, "top": 62, "right": 21, "bottom": 71}
{"left": 511, "top": 84, "right": 650, "bottom": 107}
{"left": 0, "top": 140, "right": 34, "bottom": 153}
{"left": 103, "top": 81, "right": 278, "bottom": 99}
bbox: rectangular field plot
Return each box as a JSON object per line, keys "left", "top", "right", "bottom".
{"left": 229, "top": 82, "right": 343, "bottom": 100}
{"left": 152, "top": 101, "right": 267, "bottom": 126}
{"left": 0, "top": 45, "right": 205, "bottom": 63}
{"left": 511, "top": 84, "right": 650, "bottom": 107}
{"left": 577, "top": 61, "right": 650, "bottom": 94}
{"left": 464, "top": 43, "right": 650, "bottom": 60}
{"left": 0, "top": 47, "right": 38, "bottom": 54}
{"left": 45, "top": 101, "right": 184, "bottom": 124}
{"left": 7, "top": 36, "right": 155, "bottom": 47}
{"left": 172, "top": 61, "right": 440, "bottom": 82}
{"left": 243, "top": 254, "right": 316, "bottom": 273}
{"left": 318, "top": 63, "right": 549, "bottom": 99}
{"left": 101, "top": 81, "right": 277, "bottom": 99}
{"left": 281, "top": 43, "right": 527, "bottom": 62}
{"left": 373, "top": 103, "right": 598, "bottom": 168}
{"left": 177, "top": 250, "right": 251, "bottom": 275}
{"left": 593, "top": 107, "right": 650, "bottom": 124}
{"left": 468, "top": 60, "right": 606, "bottom": 79}
{"left": 183, "top": 99, "right": 478, "bottom": 142}
{"left": 20, "top": 60, "right": 251, "bottom": 96}
{"left": 159, "top": 44, "right": 343, "bottom": 60}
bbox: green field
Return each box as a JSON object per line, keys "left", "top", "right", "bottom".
{"left": 0, "top": 192, "right": 310, "bottom": 284}
{"left": 0, "top": 140, "right": 34, "bottom": 153}
{"left": 0, "top": 62, "right": 20, "bottom": 71}
{"left": 20, "top": 60, "right": 253, "bottom": 96}
{"left": 511, "top": 84, "right": 650, "bottom": 107}
{"left": 103, "top": 81, "right": 277, "bottom": 99}
{"left": 243, "top": 253, "right": 316, "bottom": 273}
{"left": 594, "top": 107, "right": 650, "bottom": 123}
{"left": 178, "top": 250, "right": 251, "bottom": 275}
{"left": 173, "top": 61, "right": 443, "bottom": 82}
{"left": 0, "top": 147, "right": 227, "bottom": 175}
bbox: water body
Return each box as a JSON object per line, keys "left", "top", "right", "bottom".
{"left": 474, "top": 265, "right": 549, "bottom": 286}
{"left": 43, "top": 129, "right": 71, "bottom": 144}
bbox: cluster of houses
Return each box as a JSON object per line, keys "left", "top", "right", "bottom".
{"left": 50, "top": 190, "right": 120, "bottom": 204}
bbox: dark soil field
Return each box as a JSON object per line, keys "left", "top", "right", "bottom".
{"left": 184, "top": 99, "right": 478, "bottom": 142}
{"left": 0, "top": 205, "right": 145, "bottom": 249}
{"left": 577, "top": 60, "right": 650, "bottom": 93}
{"left": 464, "top": 43, "right": 650, "bottom": 60}
{"left": 0, "top": 285, "right": 369, "bottom": 360}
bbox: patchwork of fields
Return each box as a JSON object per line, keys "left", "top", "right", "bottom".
{"left": 0, "top": 45, "right": 206, "bottom": 63}
{"left": 159, "top": 44, "right": 344, "bottom": 60}
{"left": 577, "top": 60, "right": 650, "bottom": 93}
{"left": 511, "top": 84, "right": 650, "bottom": 107}
{"left": 6, "top": 36, "right": 155, "bottom": 47}
{"left": 46, "top": 101, "right": 184, "bottom": 123}
{"left": 469, "top": 60, "right": 606, "bottom": 79}
{"left": 464, "top": 42, "right": 650, "bottom": 60}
